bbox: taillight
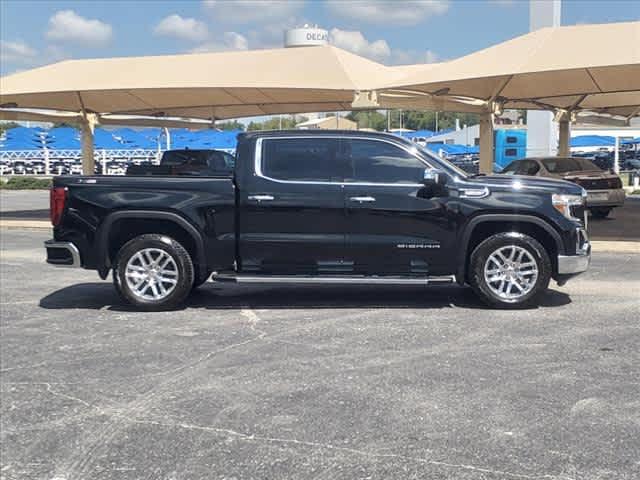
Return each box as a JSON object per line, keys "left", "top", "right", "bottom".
{"left": 50, "top": 187, "right": 67, "bottom": 226}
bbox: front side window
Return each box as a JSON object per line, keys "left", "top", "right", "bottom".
{"left": 261, "top": 138, "right": 342, "bottom": 182}
{"left": 502, "top": 160, "right": 539, "bottom": 175}
{"left": 343, "top": 139, "right": 425, "bottom": 184}
{"left": 542, "top": 157, "right": 600, "bottom": 173}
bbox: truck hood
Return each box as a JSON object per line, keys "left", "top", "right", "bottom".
{"left": 463, "top": 174, "right": 583, "bottom": 195}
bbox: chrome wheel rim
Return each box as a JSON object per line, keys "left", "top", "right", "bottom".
{"left": 484, "top": 245, "right": 538, "bottom": 301}
{"left": 125, "top": 248, "right": 179, "bottom": 301}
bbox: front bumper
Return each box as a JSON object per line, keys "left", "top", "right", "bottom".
{"left": 585, "top": 188, "right": 625, "bottom": 207}
{"left": 557, "top": 227, "right": 590, "bottom": 275}
{"left": 45, "top": 240, "right": 81, "bottom": 268}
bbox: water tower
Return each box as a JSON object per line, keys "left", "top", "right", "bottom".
{"left": 284, "top": 25, "right": 328, "bottom": 48}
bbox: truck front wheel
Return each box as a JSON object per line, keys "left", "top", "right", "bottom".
{"left": 469, "top": 232, "right": 551, "bottom": 309}
{"left": 113, "top": 234, "right": 194, "bottom": 311}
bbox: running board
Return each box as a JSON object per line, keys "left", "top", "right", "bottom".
{"left": 212, "top": 274, "right": 456, "bottom": 285}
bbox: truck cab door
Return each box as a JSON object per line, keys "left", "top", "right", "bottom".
{"left": 340, "top": 138, "right": 455, "bottom": 276}
{"left": 238, "top": 137, "right": 347, "bottom": 275}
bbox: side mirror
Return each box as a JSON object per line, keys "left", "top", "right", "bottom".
{"left": 423, "top": 168, "right": 447, "bottom": 186}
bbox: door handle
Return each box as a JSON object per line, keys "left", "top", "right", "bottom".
{"left": 349, "top": 196, "right": 376, "bottom": 203}
{"left": 248, "top": 194, "right": 275, "bottom": 202}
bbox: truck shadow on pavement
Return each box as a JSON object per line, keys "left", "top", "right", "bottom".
{"left": 39, "top": 282, "right": 572, "bottom": 311}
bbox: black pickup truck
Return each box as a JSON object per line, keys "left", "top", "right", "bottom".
{"left": 45, "top": 130, "right": 590, "bottom": 310}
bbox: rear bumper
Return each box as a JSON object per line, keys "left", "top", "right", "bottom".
{"left": 45, "top": 240, "right": 81, "bottom": 268}
{"left": 557, "top": 227, "right": 590, "bottom": 275}
{"left": 585, "top": 188, "right": 625, "bottom": 207}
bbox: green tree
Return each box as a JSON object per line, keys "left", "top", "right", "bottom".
{"left": 216, "top": 120, "right": 245, "bottom": 131}
{"left": 0, "top": 121, "right": 20, "bottom": 135}
{"left": 346, "top": 111, "right": 387, "bottom": 130}
{"left": 246, "top": 115, "right": 307, "bottom": 131}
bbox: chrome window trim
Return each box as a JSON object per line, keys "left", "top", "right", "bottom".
{"left": 254, "top": 136, "right": 437, "bottom": 188}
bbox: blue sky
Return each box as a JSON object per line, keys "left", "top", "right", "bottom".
{"left": 1, "top": 0, "right": 639, "bottom": 76}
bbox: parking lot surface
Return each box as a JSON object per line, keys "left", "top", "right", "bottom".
{"left": 1, "top": 228, "right": 639, "bottom": 480}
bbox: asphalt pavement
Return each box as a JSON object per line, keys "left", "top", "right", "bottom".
{"left": 1, "top": 228, "right": 639, "bottom": 480}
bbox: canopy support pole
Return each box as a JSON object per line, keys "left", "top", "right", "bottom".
{"left": 614, "top": 136, "right": 620, "bottom": 174}
{"left": 557, "top": 117, "right": 570, "bottom": 157}
{"left": 479, "top": 110, "right": 494, "bottom": 174}
{"left": 80, "top": 111, "right": 98, "bottom": 175}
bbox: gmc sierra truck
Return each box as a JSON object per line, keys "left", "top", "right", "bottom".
{"left": 45, "top": 130, "right": 591, "bottom": 310}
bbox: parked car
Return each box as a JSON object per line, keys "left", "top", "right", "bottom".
{"left": 622, "top": 158, "right": 640, "bottom": 171}
{"left": 45, "top": 130, "right": 590, "bottom": 310}
{"left": 12, "top": 161, "right": 28, "bottom": 175}
{"left": 0, "top": 162, "right": 13, "bottom": 175}
{"left": 126, "top": 149, "right": 235, "bottom": 177}
{"left": 50, "top": 161, "right": 69, "bottom": 175}
{"left": 501, "top": 157, "right": 624, "bottom": 218}
{"left": 31, "top": 161, "right": 46, "bottom": 174}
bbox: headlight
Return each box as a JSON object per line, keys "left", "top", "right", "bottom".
{"left": 552, "top": 191, "right": 585, "bottom": 220}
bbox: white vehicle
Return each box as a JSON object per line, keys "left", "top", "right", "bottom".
{"left": 0, "top": 163, "right": 13, "bottom": 175}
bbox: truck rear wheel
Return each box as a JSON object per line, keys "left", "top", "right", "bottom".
{"left": 469, "top": 232, "right": 551, "bottom": 309}
{"left": 113, "top": 234, "right": 194, "bottom": 311}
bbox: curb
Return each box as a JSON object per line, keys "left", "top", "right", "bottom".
{"left": 1, "top": 220, "right": 638, "bottom": 254}
{"left": 0, "top": 220, "right": 51, "bottom": 229}
{"left": 590, "top": 241, "right": 640, "bottom": 254}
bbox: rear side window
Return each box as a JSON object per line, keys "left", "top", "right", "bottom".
{"left": 261, "top": 138, "right": 342, "bottom": 182}
{"left": 502, "top": 160, "right": 539, "bottom": 175}
{"left": 343, "top": 139, "right": 425, "bottom": 184}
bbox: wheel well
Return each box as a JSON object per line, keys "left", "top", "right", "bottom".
{"left": 107, "top": 218, "right": 202, "bottom": 278}
{"left": 464, "top": 221, "right": 558, "bottom": 281}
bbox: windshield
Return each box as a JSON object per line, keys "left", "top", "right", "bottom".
{"left": 386, "top": 134, "right": 468, "bottom": 178}
{"left": 541, "top": 157, "right": 601, "bottom": 173}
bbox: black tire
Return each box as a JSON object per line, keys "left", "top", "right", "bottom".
{"left": 469, "top": 232, "right": 551, "bottom": 309}
{"left": 113, "top": 234, "right": 194, "bottom": 311}
{"left": 590, "top": 207, "right": 611, "bottom": 219}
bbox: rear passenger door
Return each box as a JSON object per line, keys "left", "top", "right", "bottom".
{"left": 341, "top": 138, "right": 453, "bottom": 276}
{"left": 238, "top": 137, "right": 347, "bottom": 274}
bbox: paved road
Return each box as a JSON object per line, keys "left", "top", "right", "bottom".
{"left": 1, "top": 228, "right": 639, "bottom": 480}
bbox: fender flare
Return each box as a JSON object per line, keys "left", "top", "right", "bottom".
{"left": 95, "top": 210, "right": 207, "bottom": 279}
{"left": 456, "top": 214, "right": 565, "bottom": 283}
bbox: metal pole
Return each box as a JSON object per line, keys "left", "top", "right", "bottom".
{"left": 435, "top": 111, "right": 439, "bottom": 132}
{"left": 557, "top": 118, "right": 570, "bottom": 157}
{"left": 163, "top": 127, "right": 171, "bottom": 150}
{"left": 44, "top": 149, "right": 50, "bottom": 175}
{"left": 387, "top": 110, "right": 390, "bottom": 132}
{"left": 101, "top": 150, "right": 107, "bottom": 175}
{"left": 614, "top": 136, "right": 620, "bottom": 174}
{"left": 81, "top": 114, "right": 96, "bottom": 175}
{"left": 479, "top": 111, "right": 495, "bottom": 174}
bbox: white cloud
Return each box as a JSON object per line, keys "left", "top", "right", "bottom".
{"left": 0, "top": 41, "right": 69, "bottom": 75}
{"left": 46, "top": 10, "right": 112, "bottom": 46}
{"left": 154, "top": 14, "right": 209, "bottom": 42}
{"left": 202, "top": 0, "right": 303, "bottom": 24}
{"left": 329, "top": 28, "right": 438, "bottom": 66}
{"left": 0, "top": 40, "right": 37, "bottom": 64}
{"left": 191, "top": 32, "right": 249, "bottom": 53}
{"left": 329, "top": 28, "right": 391, "bottom": 62}
{"left": 325, "top": 0, "right": 449, "bottom": 26}
{"left": 424, "top": 49, "right": 439, "bottom": 63}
